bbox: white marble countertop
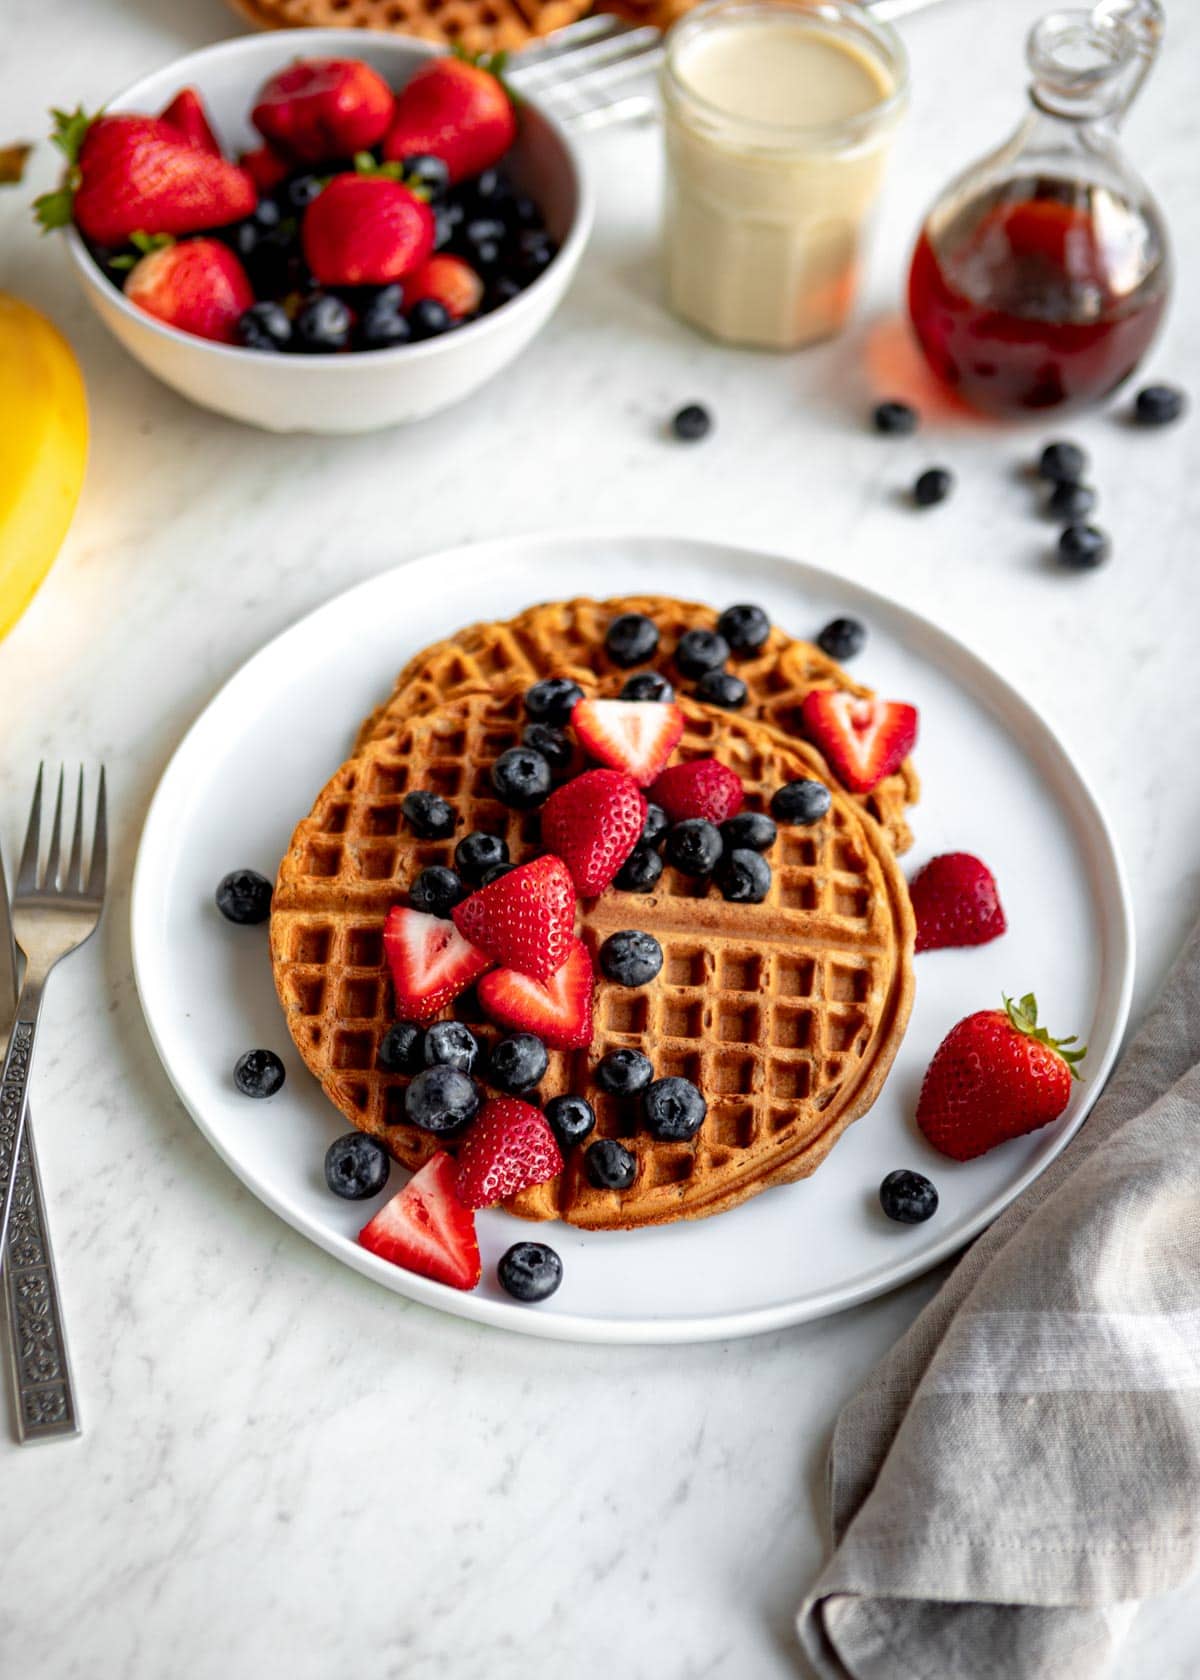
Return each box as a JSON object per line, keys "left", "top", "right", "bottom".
{"left": 2, "top": 0, "right": 1198, "bottom": 1673}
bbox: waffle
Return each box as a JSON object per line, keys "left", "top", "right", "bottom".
{"left": 355, "top": 595, "right": 919, "bottom": 854}
{"left": 271, "top": 688, "right": 915, "bottom": 1230}
{"left": 224, "top": 0, "right": 592, "bottom": 54}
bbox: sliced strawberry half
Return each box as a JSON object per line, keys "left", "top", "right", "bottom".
{"left": 452, "top": 855, "right": 576, "bottom": 983}
{"left": 909, "top": 852, "right": 1007, "bottom": 953}
{"left": 799, "top": 691, "right": 918, "bottom": 794}
{"left": 358, "top": 1152, "right": 480, "bottom": 1290}
{"left": 477, "top": 937, "right": 594, "bottom": 1049}
{"left": 541, "top": 768, "right": 646, "bottom": 896}
{"left": 159, "top": 87, "right": 222, "bottom": 157}
{"left": 453, "top": 1098, "right": 563, "bottom": 1211}
{"left": 571, "top": 698, "right": 685, "bottom": 787}
{"left": 650, "top": 758, "right": 744, "bottom": 825}
{"left": 383, "top": 905, "right": 491, "bottom": 1020}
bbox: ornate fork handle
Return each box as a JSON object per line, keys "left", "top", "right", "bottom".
{"left": 3, "top": 1115, "right": 78, "bottom": 1442}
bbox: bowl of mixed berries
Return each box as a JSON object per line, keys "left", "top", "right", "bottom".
{"left": 39, "top": 31, "right": 592, "bottom": 431}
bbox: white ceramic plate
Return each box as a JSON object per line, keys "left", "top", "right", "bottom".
{"left": 131, "top": 534, "right": 1134, "bottom": 1344}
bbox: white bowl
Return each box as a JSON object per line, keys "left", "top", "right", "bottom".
{"left": 65, "top": 30, "right": 593, "bottom": 432}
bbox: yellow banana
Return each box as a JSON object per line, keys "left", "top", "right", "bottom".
{"left": 0, "top": 292, "right": 88, "bottom": 642}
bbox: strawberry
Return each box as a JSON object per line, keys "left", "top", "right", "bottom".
{"left": 452, "top": 855, "right": 576, "bottom": 982}
{"left": 571, "top": 698, "right": 685, "bottom": 788}
{"left": 124, "top": 238, "right": 255, "bottom": 344}
{"left": 301, "top": 173, "right": 434, "bottom": 287}
{"left": 910, "top": 852, "right": 1007, "bottom": 953}
{"left": 916, "top": 993, "right": 1085, "bottom": 1161}
{"left": 453, "top": 1097, "right": 563, "bottom": 1210}
{"left": 799, "top": 690, "right": 918, "bottom": 795}
{"left": 477, "top": 937, "right": 594, "bottom": 1049}
{"left": 159, "top": 87, "right": 221, "bottom": 157}
{"left": 251, "top": 57, "right": 395, "bottom": 164}
{"left": 358, "top": 1152, "right": 480, "bottom": 1290}
{"left": 541, "top": 769, "right": 646, "bottom": 896}
{"left": 383, "top": 905, "right": 491, "bottom": 1020}
{"left": 382, "top": 54, "right": 517, "bottom": 185}
{"left": 404, "top": 253, "right": 484, "bottom": 322}
{"left": 239, "top": 143, "right": 290, "bottom": 195}
{"left": 34, "top": 108, "right": 257, "bottom": 245}
{"left": 650, "top": 758, "right": 744, "bottom": 826}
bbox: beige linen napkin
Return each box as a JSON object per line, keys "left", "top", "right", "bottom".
{"left": 798, "top": 919, "right": 1200, "bottom": 1679}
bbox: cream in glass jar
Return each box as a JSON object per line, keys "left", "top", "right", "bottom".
{"left": 662, "top": 0, "right": 908, "bottom": 349}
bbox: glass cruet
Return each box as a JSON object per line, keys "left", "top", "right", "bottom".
{"left": 906, "top": 0, "right": 1170, "bottom": 416}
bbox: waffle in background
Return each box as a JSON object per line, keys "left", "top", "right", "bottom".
{"left": 225, "top": 0, "right": 596, "bottom": 54}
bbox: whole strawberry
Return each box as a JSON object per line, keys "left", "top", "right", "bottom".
{"left": 404, "top": 253, "right": 484, "bottom": 322}
{"left": 541, "top": 768, "right": 646, "bottom": 896}
{"left": 301, "top": 173, "right": 434, "bottom": 286}
{"left": 124, "top": 237, "right": 255, "bottom": 344}
{"left": 382, "top": 53, "right": 517, "bottom": 184}
{"left": 252, "top": 57, "right": 395, "bottom": 163}
{"left": 35, "top": 109, "right": 257, "bottom": 245}
{"left": 651, "top": 758, "right": 744, "bottom": 826}
{"left": 452, "top": 854, "right": 576, "bottom": 982}
{"left": 916, "top": 993, "right": 1085, "bottom": 1161}
{"left": 454, "top": 1097, "right": 563, "bottom": 1210}
{"left": 910, "top": 852, "right": 1006, "bottom": 952}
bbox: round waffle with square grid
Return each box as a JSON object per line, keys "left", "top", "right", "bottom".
{"left": 270, "top": 689, "right": 915, "bottom": 1229}
{"left": 354, "top": 594, "right": 920, "bottom": 853}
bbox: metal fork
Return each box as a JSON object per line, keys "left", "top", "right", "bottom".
{"left": 508, "top": 0, "right": 950, "bottom": 132}
{"left": 0, "top": 767, "right": 107, "bottom": 1438}
{"left": 0, "top": 848, "right": 79, "bottom": 1443}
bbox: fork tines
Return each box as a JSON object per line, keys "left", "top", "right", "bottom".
{"left": 16, "top": 765, "right": 108, "bottom": 905}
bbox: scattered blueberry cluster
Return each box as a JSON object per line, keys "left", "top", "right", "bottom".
{"left": 605, "top": 603, "right": 771, "bottom": 713}
{"left": 869, "top": 382, "right": 1187, "bottom": 566}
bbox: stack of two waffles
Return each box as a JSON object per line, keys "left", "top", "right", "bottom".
{"left": 270, "top": 597, "right": 917, "bottom": 1230}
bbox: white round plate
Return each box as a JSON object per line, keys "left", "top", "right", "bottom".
{"left": 132, "top": 534, "right": 1133, "bottom": 1344}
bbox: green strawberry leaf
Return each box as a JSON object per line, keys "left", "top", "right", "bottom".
{"left": 33, "top": 186, "right": 74, "bottom": 230}
{"left": 48, "top": 105, "right": 95, "bottom": 167}
{"left": 106, "top": 252, "right": 137, "bottom": 272}
{"left": 129, "top": 230, "right": 173, "bottom": 254}
{"left": 33, "top": 105, "right": 99, "bottom": 233}
{"left": 1002, "top": 992, "right": 1087, "bottom": 1080}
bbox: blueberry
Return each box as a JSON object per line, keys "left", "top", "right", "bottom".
{"left": 1037, "top": 440, "right": 1087, "bottom": 484}
{"left": 402, "top": 789, "right": 456, "bottom": 839}
{"left": 585, "top": 1138, "right": 638, "bottom": 1190}
{"left": 486, "top": 275, "right": 523, "bottom": 310}
{"left": 481, "top": 862, "right": 517, "bottom": 886}
{"left": 873, "top": 399, "right": 919, "bottom": 435}
{"left": 522, "top": 722, "right": 573, "bottom": 773}
{"left": 215, "top": 868, "right": 273, "bottom": 924}
{"left": 671, "top": 403, "right": 712, "bottom": 441}
{"left": 498, "top": 1240, "right": 562, "bottom": 1302}
{"left": 1046, "top": 480, "right": 1097, "bottom": 522}
{"left": 511, "top": 192, "right": 541, "bottom": 228}
{"left": 544, "top": 1094, "right": 596, "bottom": 1148}
{"left": 721, "top": 812, "right": 777, "bottom": 853}
{"left": 663, "top": 818, "right": 723, "bottom": 877}
{"left": 234, "top": 1048, "right": 285, "bottom": 1098}
{"left": 1057, "top": 524, "right": 1110, "bottom": 570}
{"left": 642, "top": 1077, "right": 707, "bottom": 1141}
{"left": 409, "top": 298, "right": 452, "bottom": 340}
{"left": 913, "top": 467, "right": 953, "bottom": 507}
{"left": 404, "top": 1065, "right": 480, "bottom": 1133}
{"left": 599, "top": 930, "right": 664, "bottom": 987}
{"left": 470, "top": 167, "right": 508, "bottom": 203}
{"left": 324, "top": 1132, "right": 390, "bottom": 1200}
{"left": 513, "top": 229, "right": 556, "bottom": 281}
{"left": 771, "top": 779, "right": 832, "bottom": 825}
{"left": 816, "top": 616, "right": 866, "bottom": 661}
{"left": 295, "top": 293, "right": 352, "bottom": 353}
{"left": 283, "top": 173, "right": 324, "bottom": 211}
{"left": 621, "top": 671, "right": 674, "bottom": 702}
{"left": 410, "top": 866, "right": 466, "bottom": 918}
{"left": 378, "top": 1021, "right": 425, "bottom": 1073}
{"left": 235, "top": 301, "right": 292, "bottom": 353}
{"left": 491, "top": 746, "right": 552, "bottom": 808}
{"left": 434, "top": 202, "right": 464, "bottom": 250}
{"left": 401, "top": 152, "right": 451, "bottom": 198}
{"left": 595, "top": 1047, "right": 654, "bottom": 1096}
{"left": 1134, "top": 383, "right": 1185, "bottom": 426}
{"left": 454, "top": 830, "right": 509, "bottom": 884}
{"left": 717, "top": 603, "right": 770, "bottom": 653}
{"left": 715, "top": 848, "right": 772, "bottom": 903}
{"left": 605, "top": 613, "right": 660, "bottom": 668}
{"left": 879, "top": 1168, "right": 938, "bottom": 1224}
{"left": 675, "top": 628, "right": 730, "bottom": 678}
{"left": 525, "top": 676, "right": 584, "bottom": 726}
{"left": 423, "top": 1021, "right": 480, "bottom": 1074}
{"left": 641, "top": 803, "right": 669, "bottom": 846}
{"left": 358, "top": 283, "right": 411, "bottom": 350}
{"left": 695, "top": 669, "right": 748, "bottom": 709}
{"left": 613, "top": 845, "right": 664, "bottom": 893}
{"left": 489, "top": 1032, "right": 549, "bottom": 1093}
{"left": 464, "top": 214, "right": 507, "bottom": 251}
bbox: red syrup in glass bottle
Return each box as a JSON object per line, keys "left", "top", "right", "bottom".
{"left": 907, "top": 1, "right": 1170, "bottom": 417}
